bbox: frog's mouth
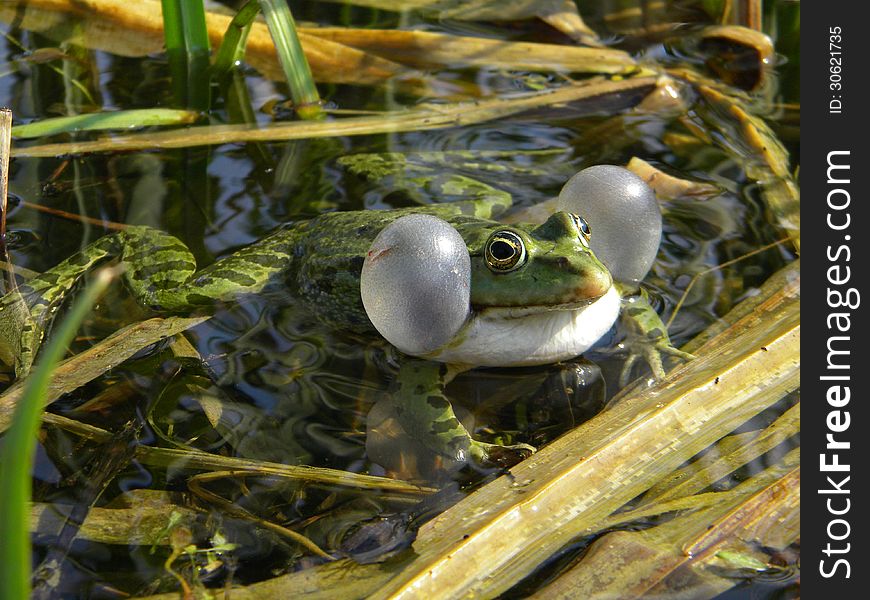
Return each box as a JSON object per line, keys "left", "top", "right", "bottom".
{"left": 427, "top": 286, "right": 621, "bottom": 368}
{"left": 469, "top": 263, "right": 614, "bottom": 319}
{"left": 475, "top": 295, "right": 605, "bottom": 320}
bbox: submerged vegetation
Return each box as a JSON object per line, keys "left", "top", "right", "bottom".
{"left": 0, "top": 0, "right": 798, "bottom": 598}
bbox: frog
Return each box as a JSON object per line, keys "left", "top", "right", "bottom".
{"left": 0, "top": 152, "right": 690, "bottom": 470}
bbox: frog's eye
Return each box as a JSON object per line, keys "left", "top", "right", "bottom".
{"left": 485, "top": 230, "right": 527, "bottom": 273}
{"left": 570, "top": 214, "right": 592, "bottom": 246}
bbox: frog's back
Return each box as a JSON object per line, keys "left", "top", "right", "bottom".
{"left": 292, "top": 211, "right": 392, "bottom": 331}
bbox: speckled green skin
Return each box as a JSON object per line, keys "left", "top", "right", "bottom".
{"left": 0, "top": 153, "right": 686, "bottom": 469}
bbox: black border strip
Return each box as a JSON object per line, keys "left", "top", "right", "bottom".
{"left": 803, "top": 1, "right": 869, "bottom": 594}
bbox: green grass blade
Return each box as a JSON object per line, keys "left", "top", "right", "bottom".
{"left": 211, "top": 0, "right": 262, "bottom": 84}
{"left": 258, "top": 0, "right": 324, "bottom": 119}
{"left": 11, "top": 108, "right": 199, "bottom": 139}
{"left": 179, "top": 0, "right": 211, "bottom": 111}
{"left": 0, "top": 268, "right": 114, "bottom": 600}
{"left": 161, "top": 0, "right": 187, "bottom": 105}
{"left": 161, "top": 0, "right": 212, "bottom": 111}
{"left": 179, "top": 0, "right": 211, "bottom": 54}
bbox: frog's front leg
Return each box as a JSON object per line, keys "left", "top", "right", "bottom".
{"left": 0, "top": 234, "right": 123, "bottom": 376}
{"left": 613, "top": 284, "right": 694, "bottom": 386}
{"left": 366, "top": 359, "right": 534, "bottom": 475}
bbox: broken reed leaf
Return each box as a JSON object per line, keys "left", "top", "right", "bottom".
{"left": 671, "top": 73, "right": 800, "bottom": 253}
{"left": 134, "top": 446, "right": 434, "bottom": 496}
{"left": 675, "top": 454, "right": 799, "bottom": 563}
{"left": 131, "top": 556, "right": 409, "bottom": 600}
{"left": 11, "top": 108, "right": 200, "bottom": 139}
{"left": 531, "top": 448, "right": 799, "bottom": 599}
{"left": 366, "top": 269, "right": 799, "bottom": 599}
{"left": 626, "top": 156, "right": 721, "bottom": 200}
{"left": 38, "top": 413, "right": 431, "bottom": 496}
{"left": 639, "top": 401, "right": 799, "bottom": 506}
{"left": 581, "top": 491, "right": 722, "bottom": 537}
{"left": 536, "top": 2, "right": 601, "bottom": 46}
{"left": 0, "top": 316, "right": 209, "bottom": 433}
{"left": 303, "top": 28, "right": 634, "bottom": 73}
{"left": 697, "top": 25, "right": 774, "bottom": 90}
{"left": 31, "top": 497, "right": 200, "bottom": 546}
{"left": 640, "top": 431, "right": 761, "bottom": 502}
{"left": 12, "top": 77, "right": 657, "bottom": 157}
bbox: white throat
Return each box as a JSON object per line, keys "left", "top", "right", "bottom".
{"left": 427, "top": 286, "right": 620, "bottom": 367}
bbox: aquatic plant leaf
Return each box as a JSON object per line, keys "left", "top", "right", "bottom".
{"left": 11, "top": 109, "right": 199, "bottom": 139}
{"left": 160, "top": 0, "right": 211, "bottom": 110}
{"left": 14, "top": 77, "right": 657, "bottom": 157}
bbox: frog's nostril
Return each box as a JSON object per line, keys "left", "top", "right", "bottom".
{"left": 577, "top": 266, "right": 612, "bottom": 298}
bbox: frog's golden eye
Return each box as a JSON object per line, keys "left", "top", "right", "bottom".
{"left": 570, "top": 214, "right": 592, "bottom": 246}
{"left": 485, "top": 230, "right": 527, "bottom": 273}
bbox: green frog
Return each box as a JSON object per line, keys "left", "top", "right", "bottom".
{"left": 0, "top": 153, "right": 688, "bottom": 470}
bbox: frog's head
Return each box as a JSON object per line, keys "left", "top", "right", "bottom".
{"left": 423, "top": 211, "right": 621, "bottom": 368}
{"left": 468, "top": 211, "right": 612, "bottom": 313}
{"left": 361, "top": 211, "right": 621, "bottom": 368}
